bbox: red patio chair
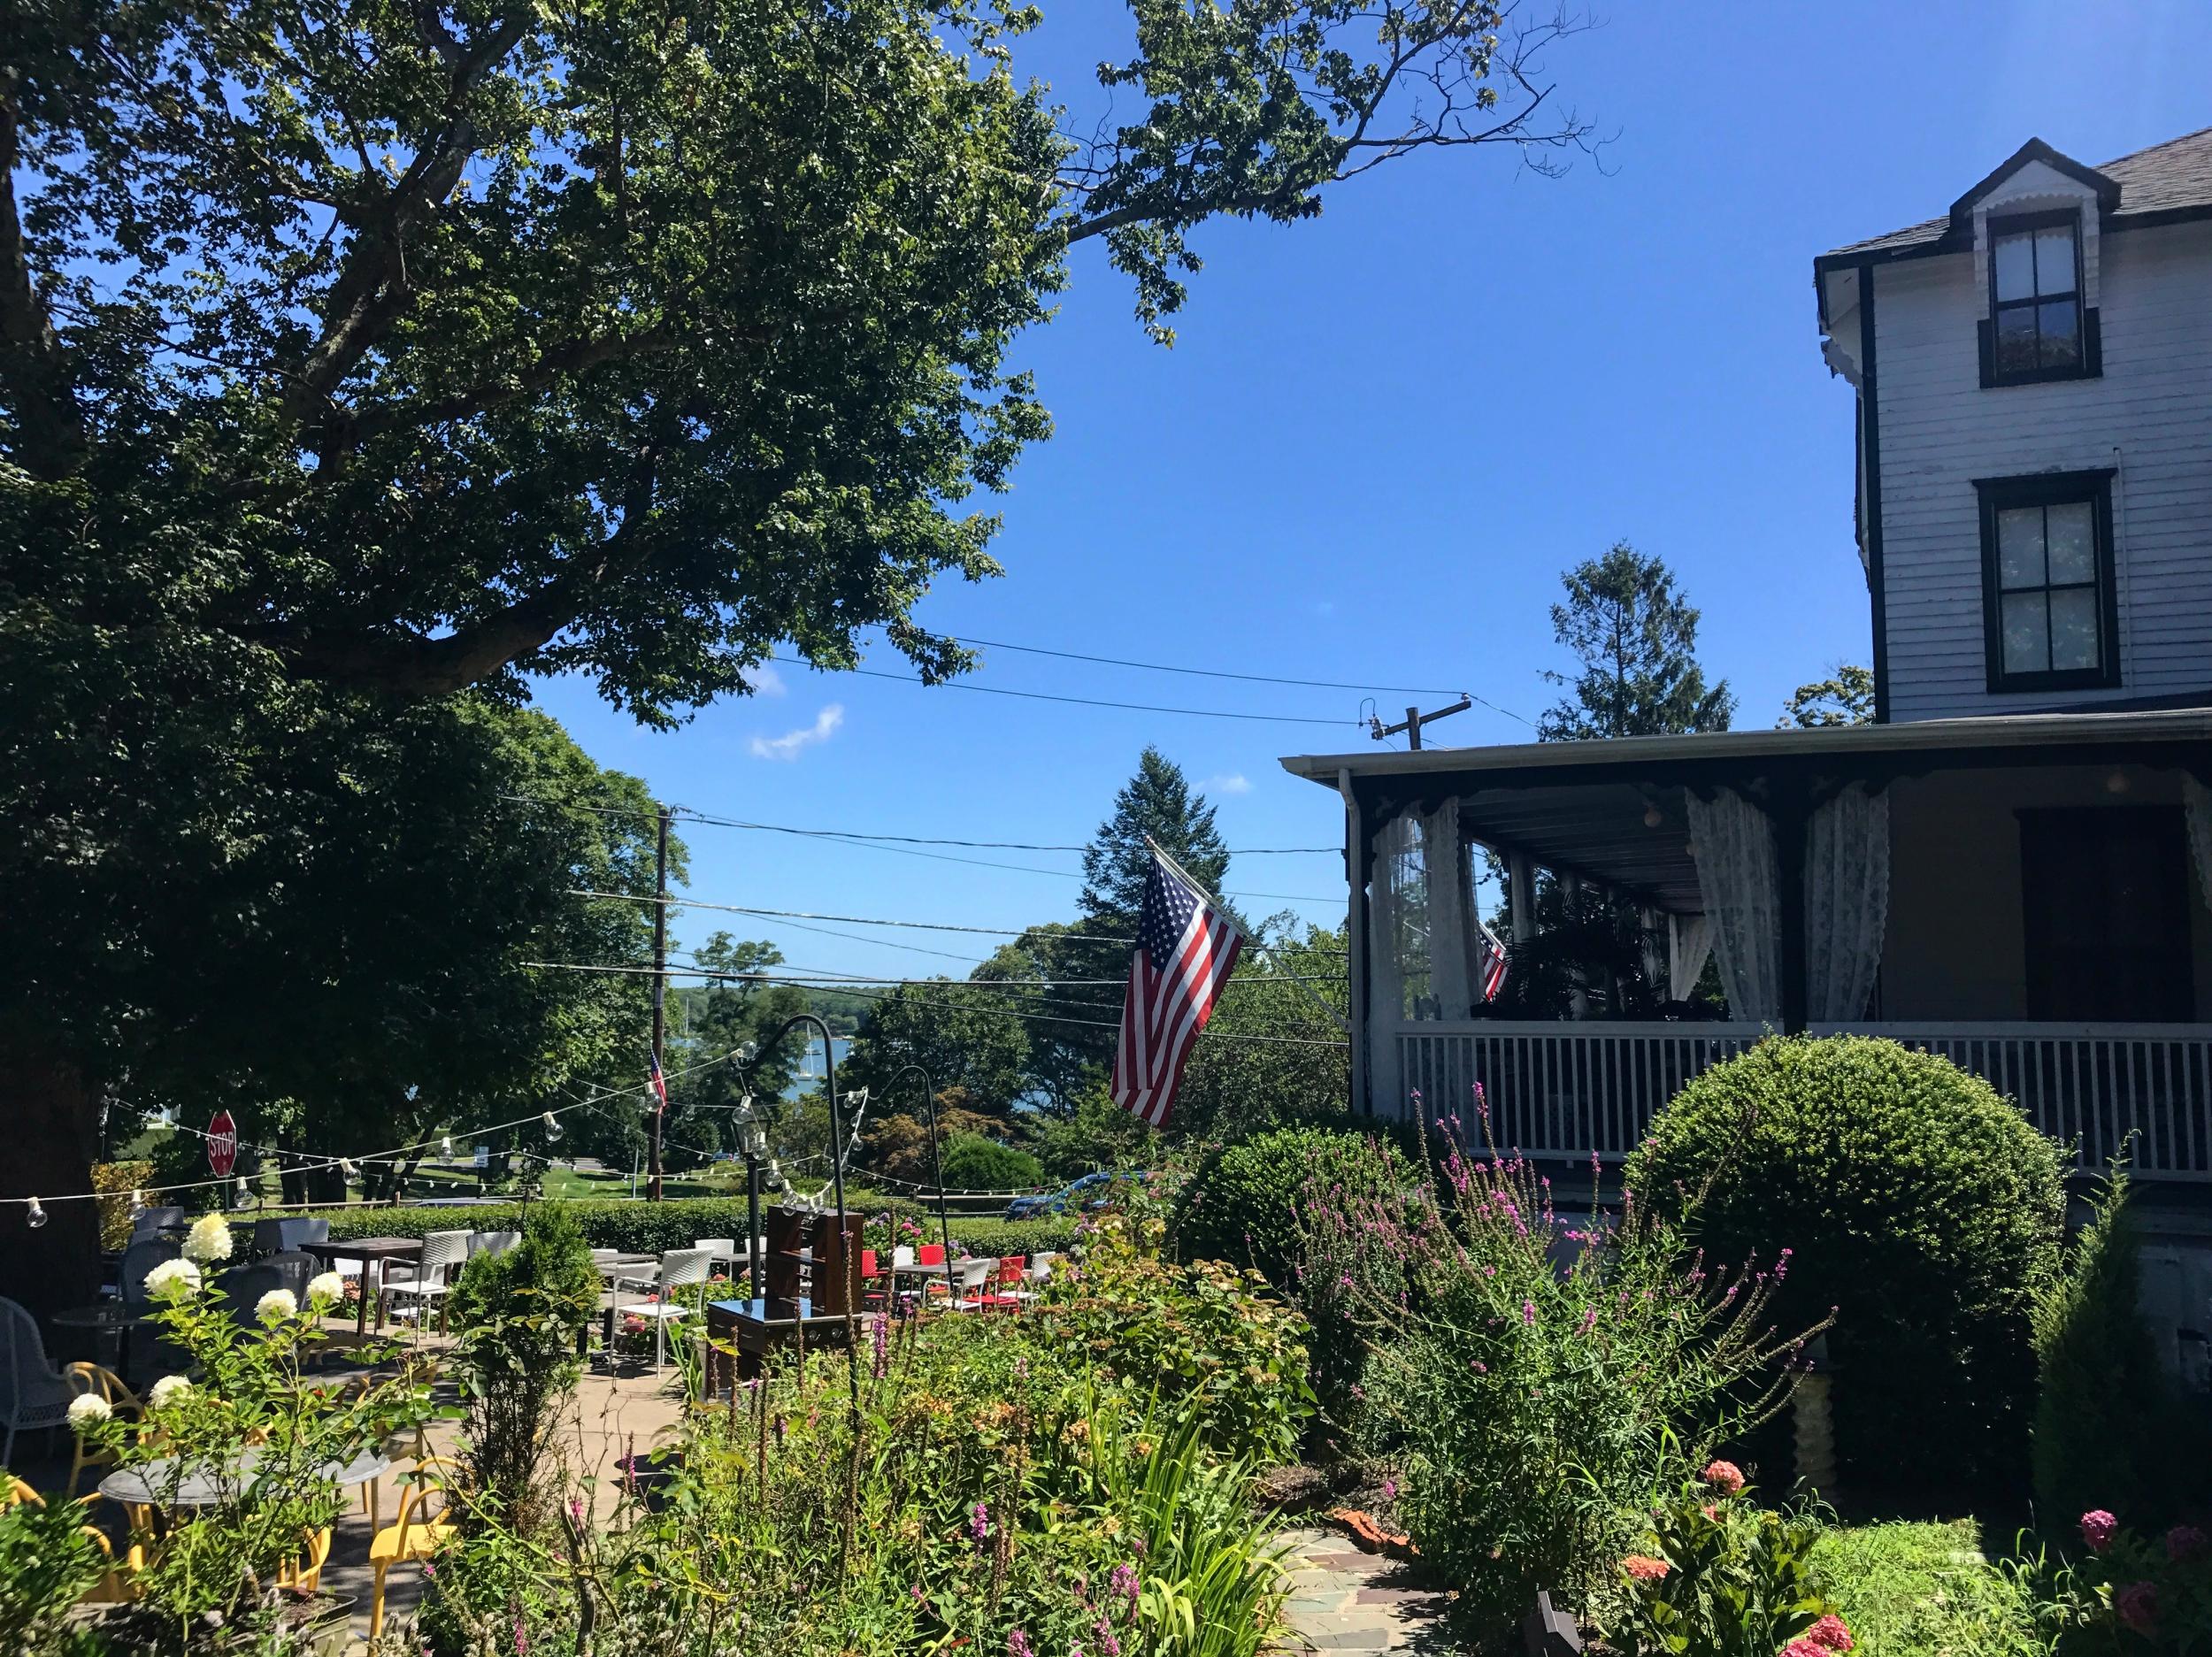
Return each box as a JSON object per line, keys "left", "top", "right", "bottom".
{"left": 859, "top": 1248, "right": 887, "bottom": 1310}
{"left": 987, "top": 1255, "right": 1028, "bottom": 1314}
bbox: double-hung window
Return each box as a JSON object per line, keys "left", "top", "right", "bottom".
{"left": 1976, "top": 470, "right": 2117, "bottom": 692}
{"left": 1985, "top": 211, "right": 2090, "bottom": 383}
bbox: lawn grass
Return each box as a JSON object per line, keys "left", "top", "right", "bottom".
{"left": 1811, "top": 1520, "right": 2047, "bottom": 1657}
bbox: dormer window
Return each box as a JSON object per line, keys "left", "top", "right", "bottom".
{"left": 1987, "top": 211, "right": 2087, "bottom": 383}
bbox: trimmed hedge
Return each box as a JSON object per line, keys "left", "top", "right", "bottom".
{"left": 303, "top": 1195, "right": 1076, "bottom": 1261}
{"left": 1171, "top": 1124, "right": 1416, "bottom": 1287}
{"left": 1628, "top": 1035, "right": 2065, "bottom": 1500}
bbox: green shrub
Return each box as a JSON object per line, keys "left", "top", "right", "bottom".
{"left": 1172, "top": 1124, "right": 1414, "bottom": 1285}
{"left": 1808, "top": 1522, "right": 2043, "bottom": 1657}
{"left": 304, "top": 1195, "right": 1076, "bottom": 1260}
{"left": 448, "top": 1206, "right": 601, "bottom": 1530}
{"left": 0, "top": 1491, "right": 109, "bottom": 1653}
{"left": 935, "top": 1132, "right": 1044, "bottom": 1192}
{"left": 2032, "top": 1162, "right": 2169, "bottom": 1528}
{"left": 1285, "top": 1132, "right": 1422, "bottom": 1432}
{"left": 1629, "top": 1035, "right": 2065, "bottom": 1500}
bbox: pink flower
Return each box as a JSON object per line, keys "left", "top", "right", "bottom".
{"left": 2116, "top": 1581, "right": 2159, "bottom": 1636}
{"left": 1701, "top": 1460, "right": 1746, "bottom": 1495}
{"left": 1805, "top": 1614, "right": 1854, "bottom": 1652}
{"left": 971, "top": 1500, "right": 990, "bottom": 1548}
{"left": 1781, "top": 1640, "right": 1827, "bottom": 1657}
{"left": 1521, "top": 1300, "right": 1537, "bottom": 1326}
{"left": 2166, "top": 1524, "right": 2208, "bottom": 1562}
{"left": 2080, "top": 1510, "right": 2119, "bottom": 1553}
{"left": 1007, "top": 1632, "right": 1033, "bottom": 1657}
{"left": 1622, "top": 1554, "right": 1670, "bottom": 1581}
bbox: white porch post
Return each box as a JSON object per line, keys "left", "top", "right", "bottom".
{"left": 1509, "top": 854, "right": 1536, "bottom": 945}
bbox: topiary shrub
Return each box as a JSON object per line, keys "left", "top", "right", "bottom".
{"left": 933, "top": 1132, "right": 1044, "bottom": 1192}
{"left": 1628, "top": 1035, "right": 2064, "bottom": 1500}
{"left": 1172, "top": 1124, "right": 1416, "bottom": 1287}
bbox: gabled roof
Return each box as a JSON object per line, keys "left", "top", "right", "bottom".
{"left": 1815, "top": 127, "right": 2212, "bottom": 271}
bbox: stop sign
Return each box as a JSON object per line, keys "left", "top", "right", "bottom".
{"left": 207, "top": 1110, "right": 238, "bottom": 1178}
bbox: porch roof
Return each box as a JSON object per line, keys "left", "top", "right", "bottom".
{"left": 1279, "top": 708, "right": 2212, "bottom": 914}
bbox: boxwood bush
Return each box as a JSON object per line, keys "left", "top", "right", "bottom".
{"left": 1171, "top": 1124, "right": 1416, "bottom": 1287}
{"left": 1627, "top": 1035, "right": 2064, "bottom": 1500}
{"left": 304, "top": 1196, "right": 1075, "bottom": 1261}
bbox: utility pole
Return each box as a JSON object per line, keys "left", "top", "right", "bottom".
{"left": 648, "top": 803, "right": 670, "bottom": 1201}
{"left": 1371, "top": 696, "right": 1472, "bottom": 751}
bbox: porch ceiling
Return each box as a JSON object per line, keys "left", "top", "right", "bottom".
{"left": 1456, "top": 782, "right": 1702, "bottom": 912}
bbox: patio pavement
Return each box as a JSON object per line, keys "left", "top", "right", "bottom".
{"left": 1274, "top": 1526, "right": 1459, "bottom": 1654}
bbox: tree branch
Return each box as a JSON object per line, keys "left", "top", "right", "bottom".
{"left": 0, "top": 88, "right": 85, "bottom": 478}
{"left": 328, "top": 325, "right": 687, "bottom": 447}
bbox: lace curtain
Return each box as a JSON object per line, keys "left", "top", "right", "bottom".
{"left": 1368, "top": 813, "right": 1412, "bottom": 1023}
{"left": 1367, "top": 802, "right": 1478, "bottom": 1020}
{"left": 1667, "top": 912, "right": 1713, "bottom": 1001}
{"left": 2187, "top": 777, "right": 2212, "bottom": 913}
{"left": 1803, "top": 783, "right": 1890, "bottom": 1022}
{"left": 1686, "top": 788, "right": 1782, "bottom": 1024}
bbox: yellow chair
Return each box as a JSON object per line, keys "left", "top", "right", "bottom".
{"left": 274, "top": 1525, "right": 333, "bottom": 1595}
{"left": 61, "top": 1363, "right": 144, "bottom": 1499}
{"left": 4, "top": 1477, "right": 39, "bottom": 1507}
{"left": 368, "top": 1457, "right": 459, "bottom": 1640}
{"left": 77, "top": 1527, "right": 144, "bottom": 1606}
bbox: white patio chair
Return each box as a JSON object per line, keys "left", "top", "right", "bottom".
{"left": 945, "top": 1258, "right": 996, "bottom": 1313}
{"left": 1, "top": 1295, "right": 77, "bottom": 1467}
{"left": 891, "top": 1245, "right": 915, "bottom": 1269}
{"left": 466, "top": 1231, "right": 521, "bottom": 1259}
{"left": 384, "top": 1231, "right": 471, "bottom": 1335}
{"left": 607, "top": 1247, "right": 715, "bottom": 1371}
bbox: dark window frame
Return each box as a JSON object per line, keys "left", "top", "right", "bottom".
{"left": 1978, "top": 208, "right": 2100, "bottom": 387}
{"left": 1975, "top": 468, "right": 2120, "bottom": 694}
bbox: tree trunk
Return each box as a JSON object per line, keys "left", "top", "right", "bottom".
{"left": 0, "top": 1016, "right": 102, "bottom": 1323}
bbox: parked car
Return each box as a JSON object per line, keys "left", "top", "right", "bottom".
{"left": 1002, "top": 1170, "right": 1141, "bottom": 1221}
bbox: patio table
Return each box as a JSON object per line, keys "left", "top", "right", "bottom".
{"left": 51, "top": 1302, "right": 150, "bottom": 1372}
{"left": 98, "top": 1445, "right": 392, "bottom": 1510}
{"left": 299, "top": 1238, "right": 421, "bottom": 1338}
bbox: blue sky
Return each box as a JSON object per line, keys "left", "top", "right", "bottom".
{"left": 534, "top": 2, "right": 2212, "bottom": 985}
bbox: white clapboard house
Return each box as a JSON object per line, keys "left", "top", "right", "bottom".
{"left": 1280, "top": 130, "right": 2212, "bottom": 1188}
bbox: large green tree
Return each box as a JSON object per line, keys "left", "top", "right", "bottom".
{"left": 653, "top": 933, "right": 813, "bottom": 1168}
{"left": 0, "top": 0, "right": 1588, "bottom": 1297}
{"left": 1778, "top": 664, "right": 1876, "bottom": 729}
{"left": 839, "top": 977, "right": 1033, "bottom": 1120}
{"left": 1536, "top": 543, "right": 1735, "bottom": 740}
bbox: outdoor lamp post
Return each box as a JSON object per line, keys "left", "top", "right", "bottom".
{"left": 884, "top": 1062, "right": 955, "bottom": 1285}
{"left": 731, "top": 1093, "right": 769, "bottom": 1305}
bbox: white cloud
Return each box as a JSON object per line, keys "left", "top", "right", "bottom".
{"left": 749, "top": 703, "right": 843, "bottom": 761}
{"left": 749, "top": 663, "right": 788, "bottom": 697}
{"left": 1206, "top": 772, "right": 1253, "bottom": 795}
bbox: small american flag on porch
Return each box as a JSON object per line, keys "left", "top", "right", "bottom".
{"left": 1110, "top": 852, "right": 1243, "bottom": 1128}
{"left": 648, "top": 1049, "right": 668, "bottom": 1113}
{"left": 1479, "top": 917, "right": 1509, "bottom": 1002}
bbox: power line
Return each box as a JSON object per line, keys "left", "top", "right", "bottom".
{"left": 509, "top": 794, "right": 1336, "bottom": 855}
{"left": 772, "top": 656, "right": 1358, "bottom": 728}
{"left": 525, "top": 962, "right": 1348, "bottom": 1047}
{"left": 946, "top": 633, "right": 1536, "bottom": 728}
{"left": 566, "top": 889, "right": 1351, "bottom": 954}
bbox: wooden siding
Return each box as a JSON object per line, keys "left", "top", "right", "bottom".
{"left": 1872, "top": 218, "right": 2212, "bottom": 722}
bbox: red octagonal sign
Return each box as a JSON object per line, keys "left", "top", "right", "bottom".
{"left": 207, "top": 1110, "right": 238, "bottom": 1178}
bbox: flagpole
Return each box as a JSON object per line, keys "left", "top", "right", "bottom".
{"left": 1143, "top": 835, "right": 1351, "bottom": 1036}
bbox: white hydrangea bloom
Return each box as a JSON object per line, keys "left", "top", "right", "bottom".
{"left": 149, "top": 1375, "right": 192, "bottom": 1409}
{"left": 255, "top": 1288, "right": 298, "bottom": 1324}
{"left": 183, "top": 1213, "right": 234, "bottom": 1264}
{"left": 305, "top": 1271, "right": 345, "bottom": 1306}
{"left": 144, "top": 1258, "right": 204, "bottom": 1300}
{"left": 67, "top": 1392, "right": 111, "bottom": 1431}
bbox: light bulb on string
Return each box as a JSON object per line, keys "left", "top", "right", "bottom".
{"left": 26, "top": 1196, "right": 48, "bottom": 1230}
{"left": 235, "top": 1177, "right": 250, "bottom": 1201}
{"left": 441, "top": 1135, "right": 454, "bottom": 1157}
{"left": 338, "top": 1158, "right": 357, "bottom": 1179}
{"left": 541, "top": 1112, "right": 563, "bottom": 1142}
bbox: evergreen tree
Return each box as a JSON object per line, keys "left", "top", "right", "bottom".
{"left": 1538, "top": 544, "right": 1735, "bottom": 740}
{"left": 1078, "top": 748, "right": 1233, "bottom": 937}
{"left": 1778, "top": 664, "right": 1876, "bottom": 728}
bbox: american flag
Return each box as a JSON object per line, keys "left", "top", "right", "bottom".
{"left": 1479, "top": 918, "right": 1509, "bottom": 1002}
{"left": 648, "top": 1049, "right": 668, "bottom": 1113}
{"left": 1110, "top": 853, "right": 1243, "bottom": 1128}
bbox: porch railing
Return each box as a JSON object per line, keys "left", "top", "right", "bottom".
{"left": 1385, "top": 1019, "right": 2212, "bottom": 1180}
{"left": 1819, "top": 1023, "right": 2212, "bottom": 1182}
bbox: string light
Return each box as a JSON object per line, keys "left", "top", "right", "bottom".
{"left": 441, "top": 1135, "right": 454, "bottom": 1157}
{"left": 26, "top": 1197, "right": 47, "bottom": 1230}
{"left": 338, "top": 1158, "right": 357, "bottom": 1179}
{"left": 234, "top": 1177, "right": 250, "bottom": 1201}
{"left": 541, "top": 1112, "right": 563, "bottom": 1142}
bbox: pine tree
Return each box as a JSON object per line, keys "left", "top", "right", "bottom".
{"left": 1078, "top": 748, "right": 1233, "bottom": 937}
{"left": 1778, "top": 664, "right": 1876, "bottom": 728}
{"left": 1538, "top": 543, "right": 1735, "bottom": 740}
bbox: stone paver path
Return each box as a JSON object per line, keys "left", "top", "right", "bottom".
{"left": 1275, "top": 1526, "right": 1458, "bottom": 1653}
